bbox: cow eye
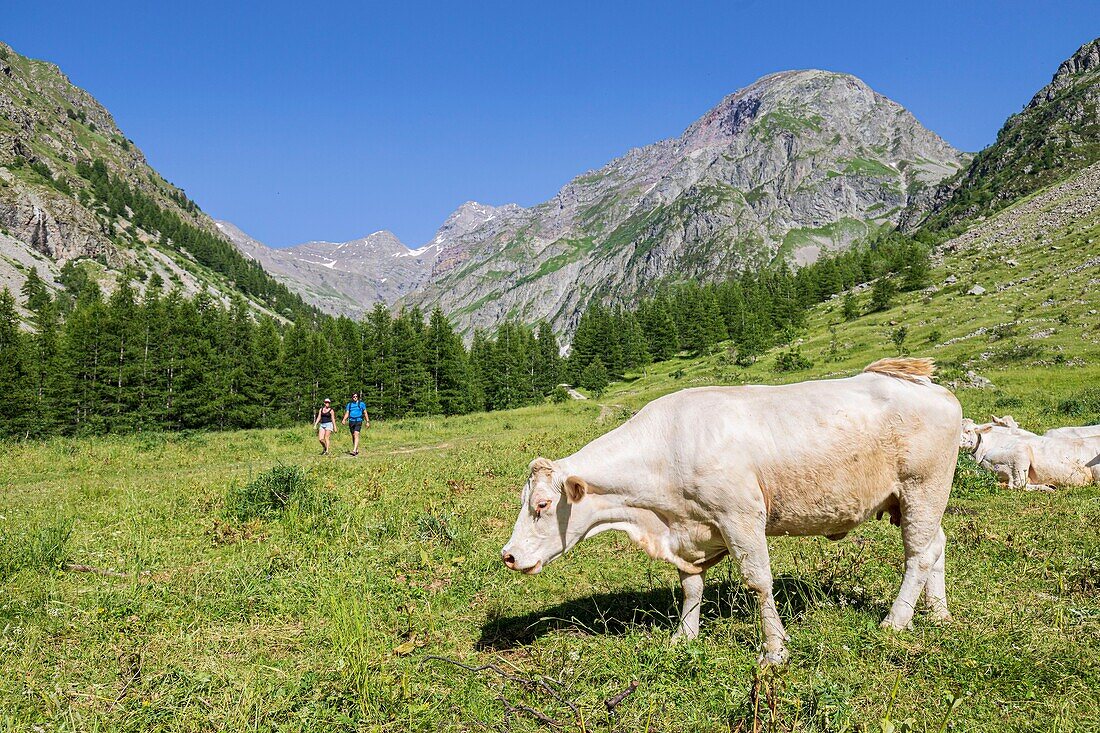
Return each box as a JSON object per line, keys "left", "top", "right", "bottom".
{"left": 536, "top": 499, "right": 551, "bottom": 512}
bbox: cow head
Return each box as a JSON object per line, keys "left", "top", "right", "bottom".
{"left": 501, "top": 457, "right": 589, "bottom": 574}
{"left": 991, "top": 415, "right": 1020, "bottom": 429}
{"left": 959, "top": 418, "right": 979, "bottom": 450}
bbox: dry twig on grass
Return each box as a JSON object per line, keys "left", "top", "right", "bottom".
{"left": 426, "top": 655, "right": 641, "bottom": 730}
{"left": 62, "top": 563, "right": 151, "bottom": 580}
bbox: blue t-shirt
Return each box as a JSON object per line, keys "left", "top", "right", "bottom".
{"left": 346, "top": 401, "right": 367, "bottom": 421}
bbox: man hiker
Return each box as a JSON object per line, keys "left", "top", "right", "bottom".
{"left": 342, "top": 392, "right": 369, "bottom": 456}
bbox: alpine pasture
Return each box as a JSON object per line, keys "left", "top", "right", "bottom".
{"left": 3, "top": 197, "right": 1100, "bottom": 730}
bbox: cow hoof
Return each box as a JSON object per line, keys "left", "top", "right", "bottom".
{"left": 671, "top": 628, "right": 698, "bottom": 643}
{"left": 928, "top": 609, "right": 952, "bottom": 624}
{"left": 879, "top": 618, "right": 913, "bottom": 632}
{"left": 758, "top": 648, "right": 789, "bottom": 667}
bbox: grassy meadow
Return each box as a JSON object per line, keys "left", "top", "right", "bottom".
{"left": 3, "top": 176, "right": 1100, "bottom": 731}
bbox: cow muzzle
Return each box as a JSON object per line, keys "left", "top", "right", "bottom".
{"left": 501, "top": 549, "right": 543, "bottom": 574}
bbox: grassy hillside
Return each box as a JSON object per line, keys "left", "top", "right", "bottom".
{"left": 1, "top": 165, "right": 1099, "bottom": 731}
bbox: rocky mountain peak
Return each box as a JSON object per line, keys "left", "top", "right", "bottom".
{"left": 903, "top": 36, "right": 1100, "bottom": 232}
{"left": 429, "top": 201, "right": 521, "bottom": 246}
{"left": 1029, "top": 37, "right": 1100, "bottom": 107}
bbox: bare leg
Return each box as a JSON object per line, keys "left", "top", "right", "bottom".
{"left": 920, "top": 526, "right": 950, "bottom": 621}
{"left": 353, "top": 429, "right": 360, "bottom": 454}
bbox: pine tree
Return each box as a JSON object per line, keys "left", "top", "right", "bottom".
{"left": 467, "top": 329, "right": 492, "bottom": 412}
{"left": 20, "top": 268, "right": 52, "bottom": 318}
{"left": 0, "top": 289, "right": 35, "bottom": 438}
{"left": 899, "top": 241, "right": 931, "bottom": 291}
{"left": 869, "top": 277, "right": 896, "bottom": 313}
{"left": 391, "top": 309, "right": 435, "bottom": 416}
{"left": 533, "top": 321, "right": 562, "bottom": 395}
{"left": 841, "top": 292, "right": 859, "bottom": 321}
{"left": 426, "top": 307, "right": 470, "bottom": 415}
{"left": 579, "top": 357, "right": 610, "bottom": 397}
{"left": 363, "top": 304, "right": 394, "bottom": 419}
{"left": 618, "top": 309, "right": 651, "bottom": 371}
{"left": 567, "top": 303, "right": 603, "bottom": 382}
{"left": 279, "top": 321, "right": 313, "bottom": 423}
{"left": 102, "top": 282, "right": 144, "bottom": 429}
{"left": 700, "top": 288, "right": 728, "bottom": 351}
{"left": 173, "top": 295, "right": 221, "bottom": 429}
{"left": 250, "top": 317, "right": 285, "bottom": 426}
{"left": 62, "top": 284, "right": 109, "bottom": 433}
{"left": 640, "top": 297, "right": 679, "bottom": 361}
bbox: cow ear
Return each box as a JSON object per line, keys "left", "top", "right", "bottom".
{"left": 564, "top": 476, "right": 587, "bottom": 503}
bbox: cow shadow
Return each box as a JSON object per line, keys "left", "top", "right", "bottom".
{"left": 476, "top": 573, "right": 888, "bottom": 651}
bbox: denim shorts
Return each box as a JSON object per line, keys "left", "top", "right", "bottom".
{"left": 319, "top": 422, "right": 334, "bottom": 431}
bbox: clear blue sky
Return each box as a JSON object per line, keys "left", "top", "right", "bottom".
{"left": 7, "top": 2, "right": 1099, "bottom": 248}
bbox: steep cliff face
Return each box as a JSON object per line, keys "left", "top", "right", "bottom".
{"left": 902, "top": 37, "right": 1100, "bottom": 232}
{"left": 404, "top": 70, "right": 965, "bottom": 334}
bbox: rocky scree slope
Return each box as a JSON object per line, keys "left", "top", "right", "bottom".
{"left": 902, "top": 36, "right": 1100, "bottom": 232}
{"left": 403, "top": 70, "right": 965, "bottom": 336}
{"left": 0, "top": 41, "right": 297, "bottom": 316}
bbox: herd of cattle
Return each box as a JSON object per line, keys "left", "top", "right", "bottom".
{"left": 961, "top": 414, "right": 1100, "bottom": 491}
{"left": 500, "top": 358, "right": 1097, "bottom": 664}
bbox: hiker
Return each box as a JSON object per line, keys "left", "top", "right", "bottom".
{"left": 342, "top": 392, "right": 369, "bottom": 456}
{"left": 313, "top": 398, "right": 337, "bottom": 455}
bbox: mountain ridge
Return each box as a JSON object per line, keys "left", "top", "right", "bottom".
{"left": 0, "top": 40, "right": 315, "bottom": 320}
{"left": 901, "top": 36, "right": 1100, "bottom": 232}
{"left": 404, "top": 68, "right": 965, "bottom": 334}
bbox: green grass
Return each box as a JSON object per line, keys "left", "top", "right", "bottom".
{"left": 840, "top": 157, "right": 897, "bottom": 178}
{"left": 752, "top": 106, "right": 825, "bottom": 140}
{"left": 1, "top": 399, "right": 1097, "bottom": 731}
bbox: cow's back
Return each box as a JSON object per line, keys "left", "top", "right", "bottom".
{"left": 644, "top": 374, "right": 960, "bottom": 536}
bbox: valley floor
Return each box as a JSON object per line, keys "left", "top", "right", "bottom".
{"left": 1, "top": 398, "right": 1098, "bottom": 732}
{"left": 2, "top": 164, "right": 1100, "bottom": 732}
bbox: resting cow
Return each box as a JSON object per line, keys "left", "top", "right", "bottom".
{"left": 990, "top": 415, "right": 1100, "bottom": 439}
{"left": 502, "top": 358, "right": 961, "bottom": 664}
{"left": 961, "top": 420, "right": 1100, "bottom": 490}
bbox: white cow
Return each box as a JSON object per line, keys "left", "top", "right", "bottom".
{"left": 961, "top": 421, "right": 1100, "bottom": 490}
{"left": 990, "top": 415, "right": 1100, "bottom": 439}
{"left": 502, "top": 358, "right": 962, "bottom": 665}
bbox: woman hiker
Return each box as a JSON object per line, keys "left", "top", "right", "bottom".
{"left": 313, "top": 398, "right": 338, "bottom": 455}
{"left": 342, "top": 392, "right": 369, "bottom": 456}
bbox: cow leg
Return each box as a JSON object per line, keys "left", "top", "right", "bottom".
{"left": 673, "top": 553, "right": 726, "bottom": 640}
{"left": 920, "top": 525, "right": 950, "bottom": 621}
{"left": 1008, "top": 452, "right": 1029, "bottom": 490}
{"left": 882, "top": 499, "right": 945, "bottom": 631}
{"left": 718, "top": 518, "right": 788, "bottom": 665}
{"left": 673, "top": 569, "right": 706, "bottom": 640}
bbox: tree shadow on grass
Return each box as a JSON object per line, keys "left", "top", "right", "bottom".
{"left": 477, "top": 573, "right": 889, "bottom": 651}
